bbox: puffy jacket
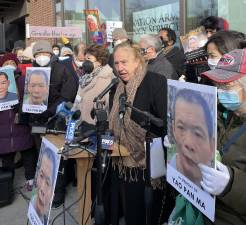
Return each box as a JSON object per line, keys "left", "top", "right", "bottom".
{"left": 0, "top": 75, "right": 33, "bottom": 154}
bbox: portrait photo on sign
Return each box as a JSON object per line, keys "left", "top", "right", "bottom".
{"left": 166, "top": 80, "right": 217, "bottom": 221}
{"left": 22, "top": 67, "right": 50, "bottom": 114}
{"left": 27, "top": 137, "right": 61, "bottom": 225}
{"left": 180, "top": 26, "right": 207, "bottom": 53}
{"left": 0, "top": 68, "right": 18, "bottom": 111}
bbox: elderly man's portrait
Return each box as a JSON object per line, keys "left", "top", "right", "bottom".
{"left": 167, "top": 80, "right": 216, "bottom": 187}
{"left": 28, "top": 138, "right": 60, "bottom": 225}
{"left": 0, "top": 71, "right": 18, "bottom": 103}
{"left": 23, "top": 68, "right": 50, "bottom": 113}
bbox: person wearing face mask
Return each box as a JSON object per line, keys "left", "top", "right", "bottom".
{"left": 73, "top": 43, "right": 115, "bottom": 125}
{"left": 0, "top": 53, "right": 36, "bottom": 192}
{"left": 52, "top": 44, "right": 60, "bottom": 57}
{"left": 199, "top": 48, "right": 246, "bottom": 225}
{"left": 159, "top": 28, "right": 185, "bottom": 77}
{"left": 60, "top": 42, "right": 86, "bottom": 90}
{"left": 200, "top": 30, "right": 246, "bottom": 85}
{"left": 139, "top": 34, "right": 177, "bottom": 80}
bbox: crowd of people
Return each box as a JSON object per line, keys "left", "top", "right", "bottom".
{"left": 0, "top": 15, "right": 246, "bottom": 225}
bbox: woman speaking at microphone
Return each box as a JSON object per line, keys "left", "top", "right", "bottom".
{"left": 109, "top": 41, "right": 174, "bottom": 225}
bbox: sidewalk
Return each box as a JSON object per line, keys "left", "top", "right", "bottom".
{"left": 0, "top": 166, "right": 79, "bottom": 225}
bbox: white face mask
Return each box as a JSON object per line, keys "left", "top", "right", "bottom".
{"left": 208, "top": 58, "right": 221, "bottom": 70}
{"left": 53, "top": 50, "right": 60, "bottom": 56}
{"left": 75, "top": 60, "right": 83, "bottom": 68}
{"left": 3, "top": 65, "right": 16, "bottom": 70}
{"left": 35, "top": 55, "right": 50, "bottom": 67}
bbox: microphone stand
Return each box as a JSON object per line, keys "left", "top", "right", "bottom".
{"left": 125, "top": 102, "right": 163, "bottom": 225}
{"left": 94, "top": 100, "right": 108, "bottom": 225}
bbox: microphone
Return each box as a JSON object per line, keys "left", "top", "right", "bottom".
{"left": 56, "top": 101, "right": 73, "bottom": 117}
{"left": 101, "top": 131, "right": 114, "bottom": 173}
{"left": 93, "top": 78, "right": 119, "bottom": 102}
{"left": 65, "top": 110, "right": 81, "bottom": 143}
{"left": 119, "top": 93, "right": 127, "bottom": 119}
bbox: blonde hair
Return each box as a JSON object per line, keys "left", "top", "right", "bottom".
{"left": 113, "top": 41, "right": 145, "bottom": 67}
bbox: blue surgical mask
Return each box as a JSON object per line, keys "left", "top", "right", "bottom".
{"left": 217, "top": 89, "right": 241, "bottom": 111}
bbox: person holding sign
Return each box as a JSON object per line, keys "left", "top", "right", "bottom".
{"left": 25, "top": 69, "right": 49, "bottom": 105}
{"left": 200, "top": 48, "right": 246, "bottom": 225}
{"left": 0, "top": 71, "right": 18, "bottom": 103}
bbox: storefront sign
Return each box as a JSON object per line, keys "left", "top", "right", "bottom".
{"left": 26, "top": 25, "right": 83, "bottom": 38}
{"left": 106, "top": 21, "right": 123, "bottom": 42}
{"left": 133, "top": 2, "right": 179, "bottom": 41}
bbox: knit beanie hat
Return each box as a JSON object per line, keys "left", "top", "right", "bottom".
{"left": 112, "top": 28, "right": 128, "bottom": 40}
{"left": 0, "top": 52, "right": 19, "bottom": 66}
{"left": 32, "top": 40, "right": 53, "bottom": 57}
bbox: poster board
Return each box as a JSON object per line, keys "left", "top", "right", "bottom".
{"left": 180, "top": 26, "right": 208, "bottom": 64}
{"left": 167, "top": 80, "right": 217, "bottom": 221}
{"left": 84, "top": 9, "right": 103, "bottom": 44}
{"left": 0, "top": 68, "right": 18, "bottom": 111}
{"left": 28, "top": 137, "right": 61, "bottom": 225}
{"left": 22, "top": 67, "right": 51, "bottom": 114}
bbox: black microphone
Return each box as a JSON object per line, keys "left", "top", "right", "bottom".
{"left": 119, "top": 93, "right": 127, "bottom": 119}
{"left": 93, "top": 78, "right": 119, "bottom": 102}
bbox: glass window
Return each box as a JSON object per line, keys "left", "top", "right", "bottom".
{"left": 55, "top": 0, "right": 62, "bottom": 27}
{"left": 218, "top": 0, "right": 246, "bottom": 34}
{"left": 186, "top": 0, "right": 218, "bottom": 32}
{"left": 64, "top": 0, "right": 86, "bottom": 44}
{"left": 125, "top": 0, "right": 180, "bottom": 42}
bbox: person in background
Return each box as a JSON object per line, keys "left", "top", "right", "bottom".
{"left": 200, "top": 16, "right": 229, "bottom": 38}
{"left": 200, "top": 48, "right": 246, "bottom": 225}
{"left": 61, "top": 42, "right": 86, "bottom": 93}
{"left": 74, "top": 43, "right": 114, "bottom": 125}
{"left": 108, "top": 28, "right": 130, "bottom": 72}
{"left": 18, "top": 44, "right": 35, "bottom": 76}
{"left": 0, "top": 53, "right": 36, "bottom": 191}
{"left": 52, "top": 44, "right": 60, "bottom": 57}
{"left": 139, "top": 34, "right": 178, "bottom": 80}
{"left": 109, "top": 41, "right": 174, "bottom": 225}
{"left": 12, "top": 40, "right": 25, "bottom": 63}
{"left": 200, "top": 30, "right": 245, "bottom": 85}
{"left": 59, "top": 46, "right": 73, "bottom": 61}
{"left": 159, "top": 27, "right": 185, "bottom": 77}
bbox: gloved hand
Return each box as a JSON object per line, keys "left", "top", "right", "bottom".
{"left": 179, "top": 75, "right": 186, "bottom": 82}
{"left": 198, "top": 161, "right": 230, "bottom": 195}
{"left": 163, "top": 135, "right": 172, "bottom": 148}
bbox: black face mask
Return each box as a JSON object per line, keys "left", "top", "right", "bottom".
{"left": 160, "top": 36, "right": 169, "bottom": 48}
{"left": 82, "top": 60, "right": 94, "bottom": 74}
{"left": 21, "top": 59, "right": 32, "bottom": 64}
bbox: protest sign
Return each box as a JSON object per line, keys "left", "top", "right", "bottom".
{"left": 22, "top": 67, "right": 51, "bottom": 114}
{"left": 180, "top": 26, "right": 208, "bottom": 64}
{"left": 0, "top": 68, "right": 18, "bottom": 111}
{"left": 167, "top": 80, "right": 217, "bottom": 221}
{"left": 28, "top": 137, "right": 61, "bottom": 225}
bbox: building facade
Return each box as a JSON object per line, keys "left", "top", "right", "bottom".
{"left": 0, "top": 0, "right": 246, "bottom": 50}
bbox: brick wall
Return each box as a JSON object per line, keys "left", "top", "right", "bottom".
{"left": 25, "top": 0, "right": 55, "bottom": 45}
